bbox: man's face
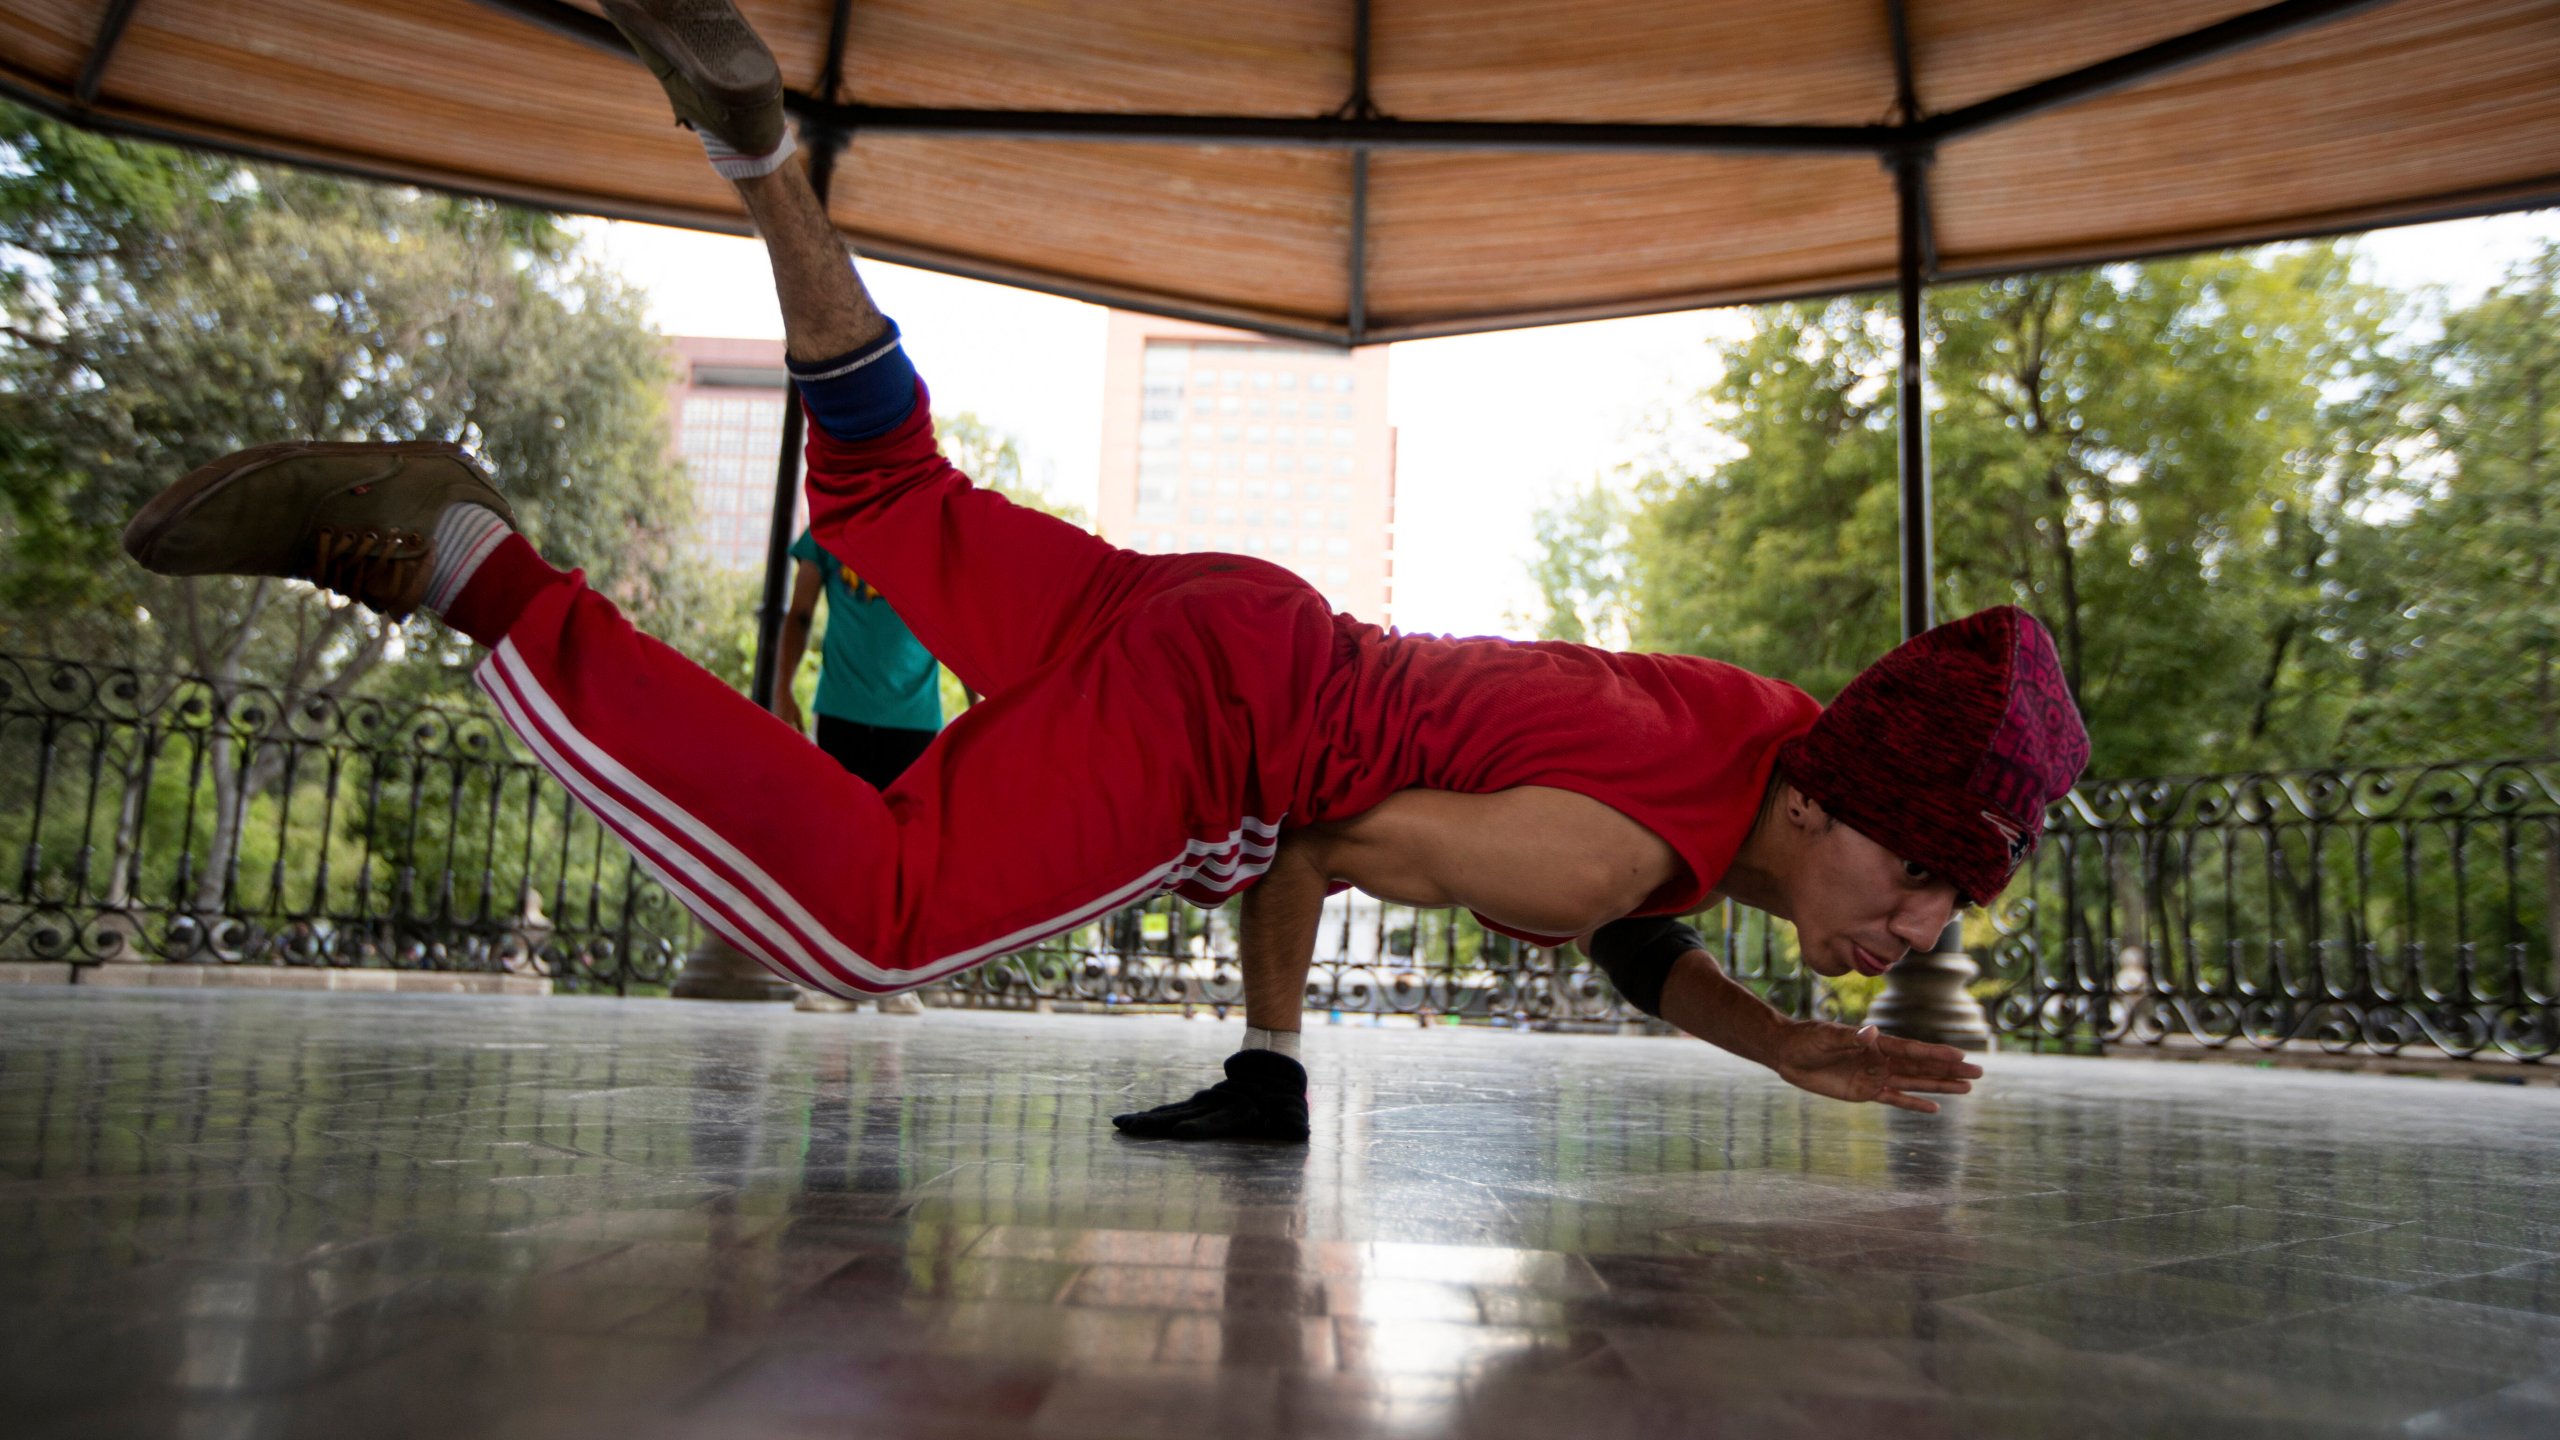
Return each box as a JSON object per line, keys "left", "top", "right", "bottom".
{"left": 1787, "top": 807, "right": 1964, "bottom": 979}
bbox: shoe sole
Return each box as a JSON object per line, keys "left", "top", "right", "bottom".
{"left": 122, "top": 440, "right": 501, "bottom": 573}
{"left": 598, "top": 0, "right": 783, "bottom": 134}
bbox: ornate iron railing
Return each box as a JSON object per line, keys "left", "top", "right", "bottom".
{"left": 941, "top": 888, "right": 1810, "bottom": 1029}
{"left": 0, "top": 653, "right": 692, "bottom": 989}
{"left": 8, "top": 651, "right": 2553, "bottom": 1061}
{"left": 1987, "top": 762, "right": 2560, "bottom": 1062}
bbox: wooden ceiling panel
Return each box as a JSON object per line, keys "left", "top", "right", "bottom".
{"left": 0, "top": 0, "right": 102, "bottom": 90}
{"left": 835, "top": 140, "right": 1354, "bottom": 328}
{"left": 830, "top": 0, "right": 1350, "bottom": 115}
{"left": 1, "top": 0, "right": 2551, "bottom": 341}
{"left": 1365, "top": 152, "right": 1895, "bottom": 337}
{"left": 1375, "top": 0, "right": 1896, "bottom": 125}
{"left": 1910, "top": 0, "right": 2268, "bottom": 115}
{"left": 1934, "top": 0, "right": 2560, "bottom": 272}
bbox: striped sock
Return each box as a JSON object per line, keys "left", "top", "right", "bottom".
{"left": 423, "top": 504, "right": 514, "bottom": 616}
{"left": 700, "top": 124, "right": 797, "bottom": 180}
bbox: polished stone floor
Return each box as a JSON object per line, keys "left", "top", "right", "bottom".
{"left": 2, "top": 990, "right": 2556, "bottom": 1440}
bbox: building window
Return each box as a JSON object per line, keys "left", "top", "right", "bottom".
{"left": 1326, "top": 537, "right": 1352, "bottom": 556}
{"left": 1333, "top": 458, "right": 1354, "bottom": 474}
{"left": 1245, "top": 453, "right": 1268, "bottom": 474}
{"left": 1273, "top": 481, "right": 1294, "bottom": 501}
{"left": 1330, "top": 510, "right": 1351, "bottom": 529}
{"left": 1276, "top": 455, "right": 1297, "bottom": 474}
{"left": 1332, "top": 483, "right": 1355, "bottom": 501}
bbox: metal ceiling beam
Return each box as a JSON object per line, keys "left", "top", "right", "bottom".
{"left": 791, "top": 103, "right": 1895, "bottom": 155}
{"left": 468, "top": 0, "right": 2401, "bottom": 160}
{"left": 1339, "top": 0, "right": 1380, "bottom": 345}
{"left": 72, "top": 0, "right": 144, "bottom": 107}
{"left": 1915, "top": 0, "right": 2403, "bottom": 145}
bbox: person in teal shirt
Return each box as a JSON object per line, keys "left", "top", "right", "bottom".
{"left": 775, "top": 525, "right": 944, "bottom": 788}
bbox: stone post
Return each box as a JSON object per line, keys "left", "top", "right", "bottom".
{"left": 669, "top": 925, "right": 796, "bottom": 1002}
{"left": 1865, "top": 919, "right": 1991, "bottom": 1050}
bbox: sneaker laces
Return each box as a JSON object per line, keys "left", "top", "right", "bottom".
{"left": 311, "top": 525, "right": 431, "bottom": 618}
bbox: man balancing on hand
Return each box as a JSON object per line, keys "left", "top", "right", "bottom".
{"left": 119, "top": 0, "right": 2087, "bottom": 1142}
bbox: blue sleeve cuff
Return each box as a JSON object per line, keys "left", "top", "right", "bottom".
{"left": 789, "top": 321, "right": 918, "bottom": 442}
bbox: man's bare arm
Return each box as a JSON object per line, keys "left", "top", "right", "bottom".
{"left": 1592, "top": 919, "right": 1983, "bottom": 1114}
{"left": 1238, "top": 834, "right": 1328, "bottom": 1033}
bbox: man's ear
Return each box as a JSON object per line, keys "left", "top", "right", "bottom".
{"left": 1784, "top": 782, "right": 1827, "bottom": 834}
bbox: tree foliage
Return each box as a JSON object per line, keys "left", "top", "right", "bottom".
{"left": 0, "top": 103, "right": 704, "bottom": 684}
{"left": 0, "top": 103, "right": 715, "bottom": 917}
{"left": 1535, "top": 242, "right": 2558, "bottom": 777}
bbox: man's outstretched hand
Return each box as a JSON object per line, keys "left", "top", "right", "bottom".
{"left": 1772, "top": 1021, "right": 1982, "bottom": 1114}
{"left": 1112, "top": 1049, "right": 1310, "bottom": 1142}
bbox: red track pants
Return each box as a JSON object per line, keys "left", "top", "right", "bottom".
{"left": 444, "top": 384, "right": 1339, "bottom": 998}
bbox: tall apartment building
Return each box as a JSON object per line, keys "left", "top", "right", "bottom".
{"left": 663, "top": 335, "right": 793, "bottom": 572}
{"left": 1095, "top": 312, "right": 1396, "bottom": 623}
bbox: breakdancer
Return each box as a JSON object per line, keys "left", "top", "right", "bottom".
{"left": 120, "top": 0, "right": 2086, "bottom": 1143}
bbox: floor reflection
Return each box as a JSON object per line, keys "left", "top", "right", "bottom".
{"left": 2, "top": 988, "right": 2557, "bottom": 1438}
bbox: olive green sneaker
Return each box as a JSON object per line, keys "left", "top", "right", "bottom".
{"left": 122, "top": 441, "right": 517, "bottom": 621}
{"left": 600, "top": 0, "right": 787, "bottom": 158}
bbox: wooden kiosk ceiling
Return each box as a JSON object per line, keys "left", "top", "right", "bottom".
{"left": 3, "top": 0, "right": 2556, "bottom": 343}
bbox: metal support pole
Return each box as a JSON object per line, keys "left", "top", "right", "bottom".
{"left": 1866, "top": 144, "right": 1992, "bottom": 1050}
{"left": 1892, "top": 154, "right": 1933, "bottom": 643}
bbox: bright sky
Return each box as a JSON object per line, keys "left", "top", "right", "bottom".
{"left": 582, "top": 209, "right": 2559, "bottom": 640}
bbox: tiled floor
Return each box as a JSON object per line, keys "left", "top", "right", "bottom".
{"left": 3, "top": 988, "right": 2556, "bottom": 1439}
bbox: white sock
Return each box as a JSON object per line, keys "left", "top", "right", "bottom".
{"left": 700, "top": 124, "right": 797, "bottom": 180}
{"left": 1242, "top": 1026, "right": 1302, "bottom": 1060}
{"left": 424, "top": 504, "right": 512, "bottom": 615}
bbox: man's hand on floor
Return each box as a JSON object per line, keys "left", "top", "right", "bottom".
{"left": 1112, "top": 1049, "right": 1310, "bottom": 1142}
{"left": 1773, "top": 1021, "right": 1982, "bottom": 1114}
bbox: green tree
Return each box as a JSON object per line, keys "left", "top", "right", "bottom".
{"left": 2348, "top": 244, "right": 2560, "bottom": 759}
{"left": 936, "top": 410, "right": 1088, "bottom": 527}
{"left": 1561, "top": 246, "right": 2397, "bottom": 777}
{"left": 0, "top": 104, "right": 702, "bottom": 920}
{"left": 1527, "top": 481, "right": 1634, "bottom": 647}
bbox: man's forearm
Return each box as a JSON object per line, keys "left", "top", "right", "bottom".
{"left": 1238, "top": 841, "right": 1327, "bottom": 1032}
{"left": 1656, "top": 948, "right": 1799, "bottom": 1071}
